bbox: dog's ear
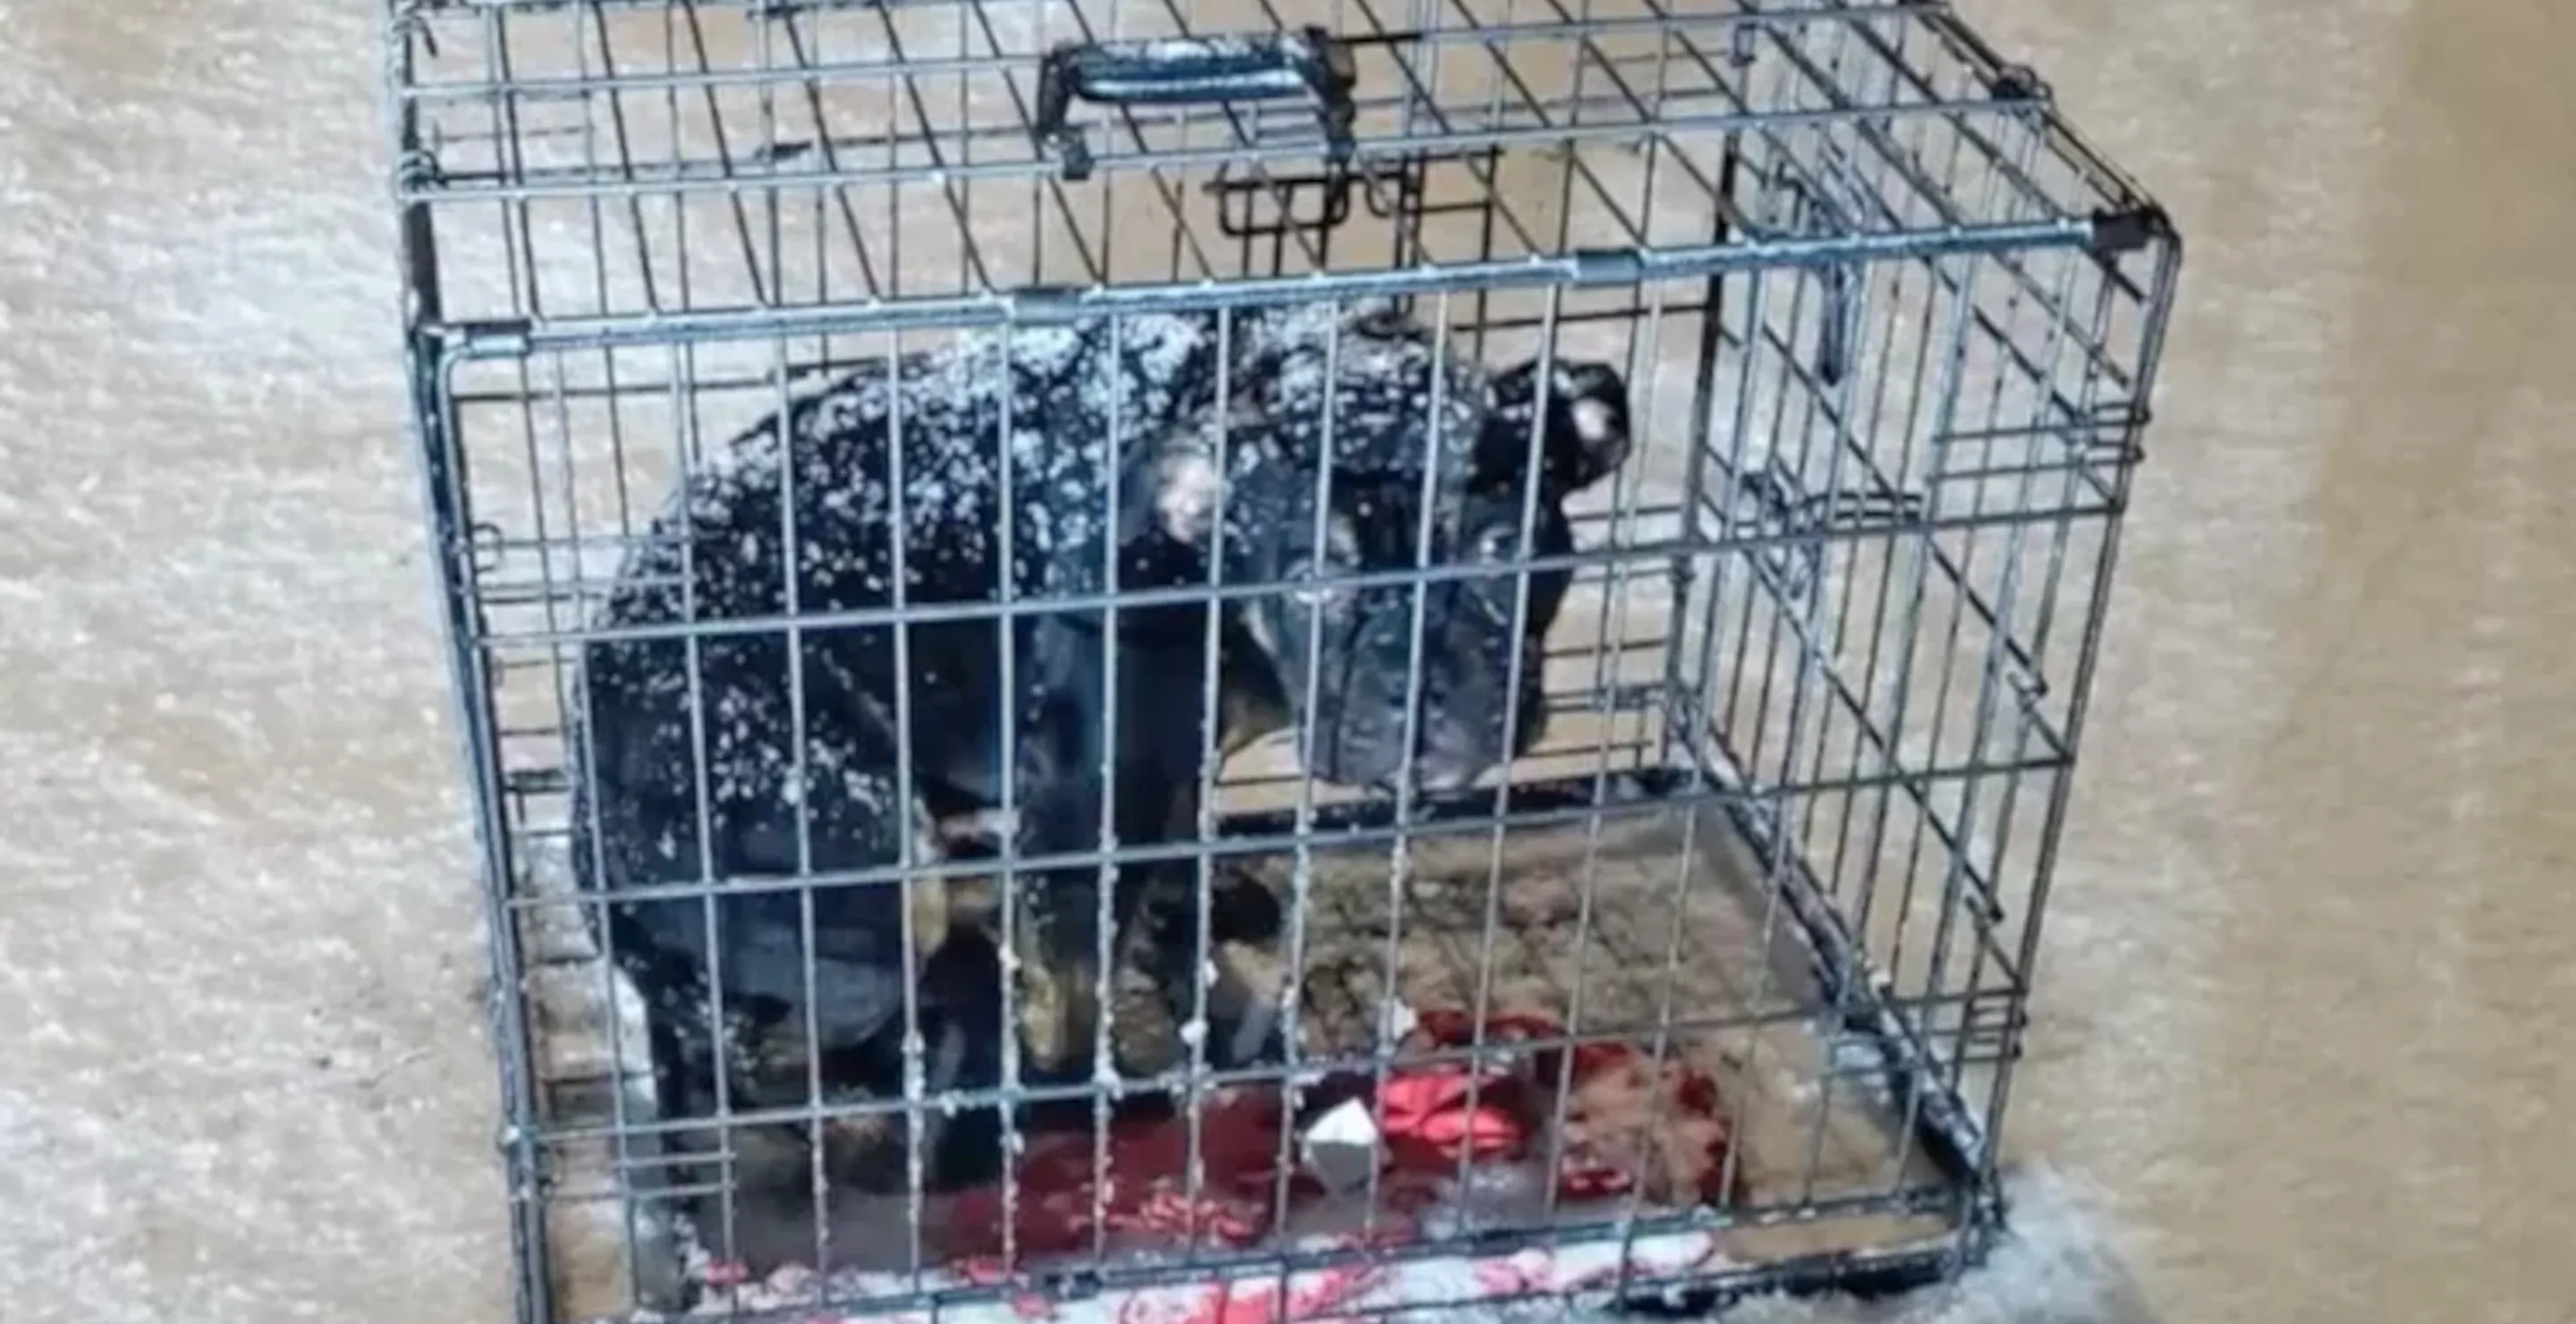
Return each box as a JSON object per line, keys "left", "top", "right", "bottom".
{"left": 1481, "top": 358, "right": 1633, "bottom": 497}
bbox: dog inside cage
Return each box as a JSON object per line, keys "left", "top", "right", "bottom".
{"left": 389, "top": 0, "right": 2179, "bottom": 1320}
{"left": 558, "top": 293, "right": 1704, "bottom": 1277}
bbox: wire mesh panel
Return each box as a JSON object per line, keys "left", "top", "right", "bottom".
{"left": 383, "top": 0, "right": 2180, "bottom": 1320}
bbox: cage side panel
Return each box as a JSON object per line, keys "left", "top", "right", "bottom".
{"left": 1664, "top": 89, "right": 2163, "bottom": 1184}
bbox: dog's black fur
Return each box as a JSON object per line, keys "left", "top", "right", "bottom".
{"left": 571, "top": 310, "right": 1246, "bottom": 1197}
{"left": 1101, "top": 310, "right": 1635, "bottom": 1074}
{"left": 1138, "top": 306, "right": 1634, "bottom": 792}
{"left": 567, "top": 301, "right": 1634, "bottom": 1203}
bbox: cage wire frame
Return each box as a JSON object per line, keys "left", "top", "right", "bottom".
{"left": 381, "top": 0, "right": 2180, "bottom": 1320}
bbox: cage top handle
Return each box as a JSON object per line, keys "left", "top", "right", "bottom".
{"left": 1032, "top": 28, "right": 1360, "bottom": 182}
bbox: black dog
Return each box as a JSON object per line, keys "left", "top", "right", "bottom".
{"left": 954, "top": 303, "right": 1639, "bottom": 1081}
{"left": 566, "top": 659, "right": 996, "bottom": 1198}
{"left": 567, "top": 301, "right": 1634, "bottom": 1201}
{"left": 571, "top": 310, "right": 1253, "bottom": 1201}
{"left": 1099, "top": 304, "right": 1637, "bottom": 1072}
{"left": 1132, "top": 302, "right": 1634, "bottom": 794}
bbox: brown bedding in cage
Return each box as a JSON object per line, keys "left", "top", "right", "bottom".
{"left": 1194, "top": 788, "right": 1954, "bottom": 1215}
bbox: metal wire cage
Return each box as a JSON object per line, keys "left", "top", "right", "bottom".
{"left": 383, "top": 0, "right": 2180, "bottom": 1320}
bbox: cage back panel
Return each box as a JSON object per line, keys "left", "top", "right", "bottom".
{"left": 387, "top": 0, "right": 2179, "bottom": 1320}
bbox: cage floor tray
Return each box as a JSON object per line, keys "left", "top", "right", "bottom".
{"left": 521, "top": 747, "right": 1971, "bottom": 1322}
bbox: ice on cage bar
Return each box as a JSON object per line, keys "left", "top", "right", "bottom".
{"left": 1297, "top": 1095, "right": 1383, "bottom": 1193}
{"left": 1379, "top": 996, "right": 1419, "bottom": 1048}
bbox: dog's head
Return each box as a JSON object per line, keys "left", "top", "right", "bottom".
{"left": 1120, "top": 304, "right": 1633, "bottom": 794}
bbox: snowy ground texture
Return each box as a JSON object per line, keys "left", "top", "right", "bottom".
{"left": 9, "top": 1, "right": 2576, "bottom": 1324}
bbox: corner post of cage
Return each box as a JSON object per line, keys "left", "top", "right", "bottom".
{"left": 1976, "top": 222, "right": 2184, "bottom": 1191}
{"left": 385, "top": 37, "right": 554, "bottom": 1324}
{"left": 406, "top": 314, "right": 557, "bottom": 1324}
{"left": 1995, "top": 216, "right": 2184, "bottom": 986}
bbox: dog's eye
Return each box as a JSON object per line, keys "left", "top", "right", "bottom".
{"left": 1472, "top": 526, "right": 1520, "bottom": 562}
